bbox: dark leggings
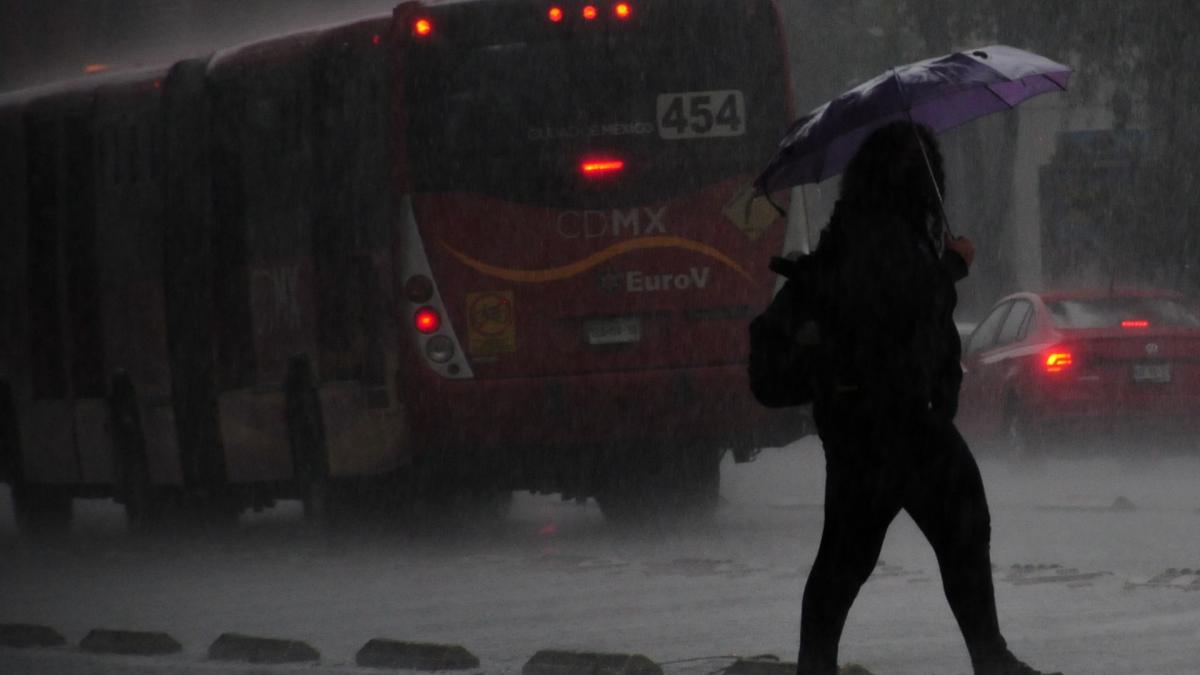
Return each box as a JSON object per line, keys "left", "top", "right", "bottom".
{"left": 797, "top": 404, "right": 1007, "bottom": 674}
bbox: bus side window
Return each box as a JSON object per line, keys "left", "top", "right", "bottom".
{"left": 128, "top": 123, "right": 140, "bottom": 184}
{"left": 26, "top": 121, "right": 67, "bottom": 399}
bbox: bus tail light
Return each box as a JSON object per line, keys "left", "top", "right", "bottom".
{"left": 415, "top": 307, "right": 441, "bottom": 334}
{"left": 581, "top": 157, "right": 625, "bottom": 177}
{"left": 405, "top": 275, "right": 435, "bottom": 303}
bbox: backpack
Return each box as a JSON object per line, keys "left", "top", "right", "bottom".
{"left": 747, "top": 256, "right": 823, "bottom": 408}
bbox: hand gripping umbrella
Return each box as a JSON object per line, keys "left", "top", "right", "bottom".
{"left": 754, "top": 45, "right": 1071, "bottom": 234}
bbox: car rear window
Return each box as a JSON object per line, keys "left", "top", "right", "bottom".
{"left": 1046, "top": 297, "right": 1200, "bottom": 329}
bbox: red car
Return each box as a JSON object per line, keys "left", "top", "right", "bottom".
{"left": 957, "top": 288, "right": 1200, "bottom": 452}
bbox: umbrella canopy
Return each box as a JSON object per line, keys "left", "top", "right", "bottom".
{"left": 755, "top": 45, "right": 1071, "bottom": 195}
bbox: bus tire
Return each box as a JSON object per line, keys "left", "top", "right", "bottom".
{"left": 285, "top": 355, "right": 335, "bottom": 526}
{"left": 3, "top": 381, "right": 73, "bottom": 536}
{"left": 595, "top": 445, "right": 722, "bottom": 525}
{"left": 110, "top": 371, "right": 163, "bottom": 532}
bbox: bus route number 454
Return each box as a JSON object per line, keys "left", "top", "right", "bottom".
{"left": 657, "top": 90, "right": 746, "bottom": 140}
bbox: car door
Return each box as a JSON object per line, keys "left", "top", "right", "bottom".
{"left": 977, "top": 300, "right": 1035, "bottom": 434}
{"left": 958, "top": 301, "right": 1011, "bottom": 434}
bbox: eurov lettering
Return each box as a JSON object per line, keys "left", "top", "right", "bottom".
{"left": 626, "top": 267, "right": 711, "bottom": 293}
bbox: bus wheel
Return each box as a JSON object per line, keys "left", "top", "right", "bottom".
{"left": 285, "top": 355, "right": 335, "bottom": 526}
{"left": 460, "top": 485, "right": 513, "bottom": 521}
{"left": 110, "top": 372, "right": 164, "bottom": 532}
{"left": 2, "top": 380, "right": 73, "bottom": 536}
{"left": 595, "top": 445, "right": 722, "bottom": 525}
{"left": 11, "top": 485, "right": 73, "bottom": 536}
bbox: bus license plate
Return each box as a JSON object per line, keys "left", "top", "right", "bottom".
{"left": 585, "top": 317, "right": 642, "bottom": 346}
{"left": 1133, "top": 363, "right": 1171, "bottom": 383}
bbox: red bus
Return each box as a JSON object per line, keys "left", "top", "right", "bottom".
{"left": 0, "top": 0, "right": 801, "bottom": 533}
{"left": 390, "top": 0, "right": 799, "bottom": 520}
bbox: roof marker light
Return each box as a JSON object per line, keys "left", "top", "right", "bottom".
{"left": 1121, "top": 319, "right": 1150, "bottom": 329}
{"left": 614, "top": 3, "right": 633, "bottom": 19}
{"left": 548, "top": 6, "right": 564, "bottom": 22}
{"left": 413, "top": 18, "right": 434, "bottom": 37}
{"left": 582, "top": 5, "right": 598, "bottom": 20}
{"left": 581, "top": 158, "right": 625, "bottom": 176}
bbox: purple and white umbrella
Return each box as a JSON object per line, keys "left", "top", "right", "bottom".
{"left": 754, "top": 45, "right": 1072, "bottom": 196}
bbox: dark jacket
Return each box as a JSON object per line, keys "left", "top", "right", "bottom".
{"left": 789, "top": 203, "right": 967, "bottom": 423}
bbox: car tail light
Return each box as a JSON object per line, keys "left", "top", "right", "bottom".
{"left": 1121, "top": 319, "right": 1149, "bottom": 329}
{"left": 548, "top": 6, "right": 564, "bottom": 22}
{"left": 614, "top": 3, "right": 633, "bottom": 19}
{"left": 1044, "top": 349, "right": 1074, "bottom": 374}
{"left": 414, "top": 307, "right": 441, "bottom": 334}
{"left": 582, "top": 5, "right": 598, "bottom": 20}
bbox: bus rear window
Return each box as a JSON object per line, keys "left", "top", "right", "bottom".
{"left": 404, "top": 1, "right": 788, "bottom": 207}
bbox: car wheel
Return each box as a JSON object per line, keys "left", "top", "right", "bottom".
{"left": 1004, "top": 398, "right": 1043, "bottom": 459}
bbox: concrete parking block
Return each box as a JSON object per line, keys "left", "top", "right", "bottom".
{"left": 207, "top": 632, "right": 320, "bottom": 664}
{"left": 355, "top": 639, "right": 480, "bottom": 670}
{"left": 80, "top": 629, "right": 182, "bottom": 656}
{"left": 522, "top": 650, "right": 661, "bottom": 675}
{"left": 0, "top": 624, "right": 67, "bottom": 648}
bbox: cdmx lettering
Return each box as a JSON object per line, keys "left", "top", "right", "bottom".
{"left": 557, "top": 207, "right": 667, "bottom": 239}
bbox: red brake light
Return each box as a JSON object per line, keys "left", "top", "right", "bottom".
{"left": 614, "top": 3, "right": 633, "bottom": 19}
{"left": 1121, "top": 319, "right": 1149, "bottom": 329}
{"left": 548, "top": 6, "right": 564, "bottom": 22}
{"left": 413, "top": 18, "right": 434, "bottom": 37}
{"left": 372, "top": 34, "right": 382, "bottom": 45}
{"left": 415, "top": 307, "right": 441, "bottom": 334}
{"left": 582, "top": 5, "right": 598, "bottom": 20}
{"left": 581, "top": 157, "right": 625, "bottom": 177}
{"left": 1044, "top": 350, "right": 1074, "bottom": 373}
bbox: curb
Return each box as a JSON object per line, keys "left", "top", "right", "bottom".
{"left": 0, "top": 624, "right": 67, "bottom": 649}
{"left": 356, "top": 639, "right": 480, "bottom": 670}
{"left": 207, "top": 632, "right": 321, "bottom": 664}
{"left": 80, "top": 629, "right": 182, "bottom": 656}
{"left": 522, "top": 650, "right": 661, "bottom": 675}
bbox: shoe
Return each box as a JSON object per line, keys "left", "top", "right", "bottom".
{"left": 975, "top": 654, "right": 1062, "bottom": 675}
